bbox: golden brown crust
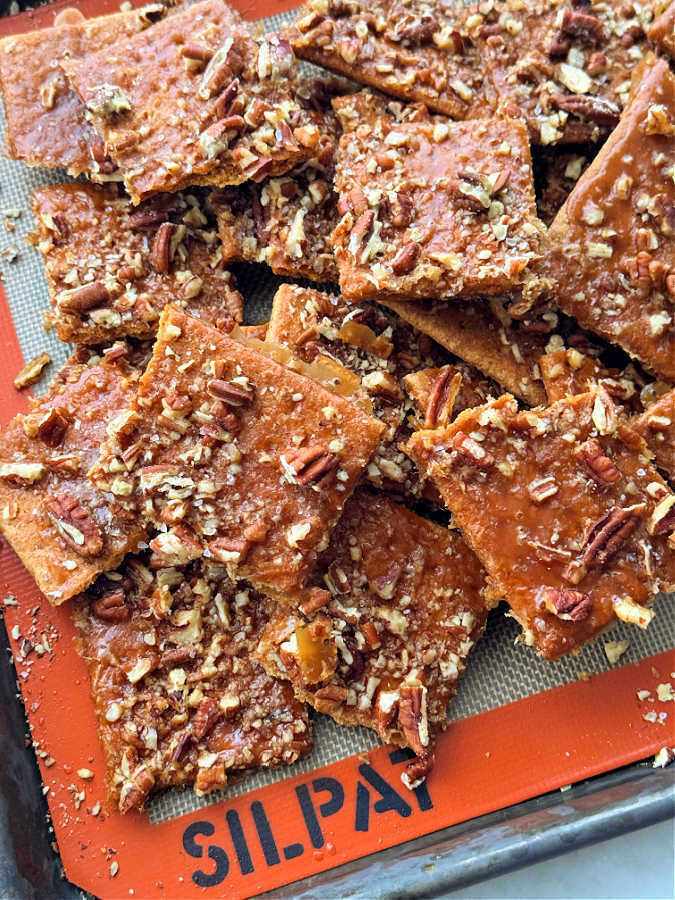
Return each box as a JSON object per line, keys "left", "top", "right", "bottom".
{"left": 74, "top": 554, "right": 311, "bottom": 813}
{"left": 381, "top": 296, "right": 549, "bottom": 406}
{"left": 0, "top": 354, "right": 145, "bottom": 604}
{"left": 546, "top": 56, "right": 675, "bottom": 381}
{"left": 90, "top": 306, "right": 385, "bottom": 596}
{"left": 406, "top": 390, "right": 675, "bottom": 659}
{"left": 255, "top": 490, "right": 491, "bottom": 769}
{"left": 32, "top": 182, "right": 243, "bottom": 344}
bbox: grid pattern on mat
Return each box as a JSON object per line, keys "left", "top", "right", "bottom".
{"left": 0, "top": 8, "right": 672, "bottom": 828}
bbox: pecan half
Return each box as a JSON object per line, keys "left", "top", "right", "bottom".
{"left": 150, "top": 222, "right": 176, "bottom": 274}
{"left": 575, "top": 439, "right": 620, "bottom": 485}
{"left": 58, "top": 281, "right": 110, "bottom": 312}
{"left": 92, "top": 589, "right": 130, "bottom": 622}
{"left": 192, "top": 697, "right": 222, "bottom": 740}
{"left": 45, "top": 493, "right": 103, "bottom": 556}
{"left": 549, "top": 92, "right": 620, "bottom": 127}
{"left": 397, "top": 684, "right": 429, "bottom": 757}
{"left": 206, "top": 378, "right": 255, "bottom": 406}
{"left": 560, "top": 8, "right": 606, "bottom": 41}
{"left": 313, "top": 683, "right": 349, "bottom": 714}
{"left": 391, "top": 242, "right": 421, "bottom": 276}
{"left": 350, "top": 209, "right": 375, "bottom": 245}
{"left": 540, "top": 586, "right": 592, "bottom": 621}
{"left": 387, "top": 191, "right": 413, "bottom": 228}
{"left": 425, "top": 368, "right": 462, "bottom": 428}
{"left": 582, "top": 507, "right": 641, "bottom": 569}
{"left": 283, "top": 444, "right": 339, "bottom": 486}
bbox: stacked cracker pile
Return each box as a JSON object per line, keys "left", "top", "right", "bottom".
{"left": 0, "top": 0, "right": 673, "bottom": 814}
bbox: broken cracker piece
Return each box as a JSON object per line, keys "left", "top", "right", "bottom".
{"left": 0, "top": 353, "right": 145, "bottom": 604}
{"left": 74, "top": 554, "right": 311, "bottom": 812}
{"left": 31, "top": 182, "right": 243, "bottom": 345}
{"left": 90, "top": 306, "right": 384, "bottom": 596}
{"left": 405, "top": 389, "right": 675, "bottom": 659}
{"left": 546, "top": 56, "right": 675, "bottom": 381}
{"left": 255, "top": 489, "right": 492, "bottom": 789}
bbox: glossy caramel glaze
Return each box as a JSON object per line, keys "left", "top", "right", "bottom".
{"left": 256, "top": 489, "right": 492, "bottom": 781}
{"left": 74, "top": 555, "right": 311, "bottom": 813}
{"left": 547, "top": 56, "right": 675, "bottom": 381}
{"left": 91, "top": 307, "right": 384, "bottom": 596}
{"left": 32, "top": 182, "right": 243, "bottom": 344}
{"left": 0, "top": 354, "right": 145, "bottom": 603}
{"left": 332, "top": 100, "right": 545, "bottom": 302}
{"left": 266, "top": 284, "right": 456, "bottom": 501}
{"left": 0, "top": 6, "right": 160, "bottom": 174}
{"left": 476, "top": 0, "right": 654, "bottom": 144}
{"left": 406, "top": 390, "right": 674, "bottom": 659}
{"left": 64, "top": 0, "right": 322, "bottom": 202}
{"left": 648, "top": 1, "right": 675, "bottom": 59}
{"left": 287, "top": 0, "right": 493, "bottom": 119}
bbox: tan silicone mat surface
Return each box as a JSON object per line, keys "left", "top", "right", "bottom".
{"left": 0, "top": 8, "right": 672, "bottom": 828}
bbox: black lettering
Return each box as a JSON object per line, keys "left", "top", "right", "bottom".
{"left": 388, "top": 748, "right": 433, "bottom": 812}
{"left": 296, "top": 777, "right": 345, "bottom": 849}
{"left": 182, "top": 821, "right": 229, "bottom": 888}
{"left": 358, "top": 763, "right": 412, "bottom": 818}
{"left": 355, "top": 781, "right": 370, "bottom": 832}
{"left": 251, "top": 800, "right": 281, "bottom": 866}
{"left": 225, "top": 809, "right": 254, "bottom": 875}
{"left": 283, "top": 843, "right": 304, "bottom": 860}
{"left": 295, "top": 784, "right": 323, "bottom": 849}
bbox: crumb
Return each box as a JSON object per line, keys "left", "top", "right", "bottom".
{"left": 653, "top": 747, "right": 675, "bottom": 768}
{"left": 603, "top": 640, "right": 629, "bottom": 665}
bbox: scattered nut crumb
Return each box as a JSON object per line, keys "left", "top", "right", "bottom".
{"left": 656, "top": 683, "right": 674, "bottom": 702}
{"left": 637, "top": 690, "right": 653, "bottom": 701}
{"left": 643, "top": 711, "right": 658, "bottom": 723}
{"left": 653, "top": 747, "right": 675, "bottom": 768}
{"left": 14, "top": 351, "right": 51, "bottom": 390}
{"left": 603, "top": 640, "right": 629, "bottom": 665}
{"left": 110, "top": 861, "right": 119, "bottom": 877}
{"left": 77, "top": 768, "right": 95, "bottom": 780}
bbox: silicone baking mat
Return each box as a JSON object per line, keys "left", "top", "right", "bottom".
{"left": 0, "top": 1, "right": 673, "bottom": 896}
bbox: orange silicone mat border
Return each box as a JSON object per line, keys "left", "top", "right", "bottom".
{"left": 1, "top": 3, "right": 674, "bottom": 896}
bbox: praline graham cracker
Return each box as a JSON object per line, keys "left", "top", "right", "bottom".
{"left": 332, "top": 108, "right": 546, "bottom": 303}
{"left": 648, "top": 1, "right": 675, "bottom": 59}
{"left": 73, "top": 554, "right": 312, "bottom": 813}
{"left": 64, "top": 0, "right": 321, "bottom": 203}
{"left": 546, "top": 55, "right": 675, "bottom": 382}
{"left": 31, "top": 182, "right": 244, "bottom": 344}
{"left": 380, "top": 296, "right": 549, "bottom": 407}
{"left": 255, "top": 489, "right": 493, "bottom": 789}
{"left": 405, "top": 389, "right": 675, "bottom": 660}
{"left": 265, "top": 283, "right": 452, "bottom": 500}
{"left": 0, "top": 2, "right": 168, "bottom": 176}
{"left": 90, "top": 306, "right": 384, "bottom": 596}
{"left": 0, "top": 352, "right": 145, "bottom": 604}
{"left": 286, "top": 0, "right": 492, "bottom": 120}
{"left": 631, "top": 388, "right": 675, "bottom": 483}
{"left": 473, "top": 0, "right": 654, "bottom": 145}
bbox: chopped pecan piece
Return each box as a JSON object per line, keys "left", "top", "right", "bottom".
{"left": 549, "top": 92, "right": 620, "bottom": 126}
{"left": 425, "top": 368, "right": 463, "bottom": 428}
{"left": 313, "top": 683, "right": 349, "bottom": 714}
{"left": 45, "top": 493, "right": 103, "bottom": 556}
{"left": 540, "top": 586, "right": 592, "bottom": 622}
{"left": 452, "top": 431, "right": 495, "bottom": 467}
{"left": 283, "top": 444, "right": 339, "bottom": 485}
{"left": 397, "top": 684, "right": 429, "bottom": 757}
{"left": 119, "top": 766, "right": 155, "bottom": 814}
{"left": 92, "top": 589, "right": 130, "bottom": 622}
{"left": 192, "top": 697, "right": 222, "bottom": 740}
{"left": 14, "top": 352, "right": 51, "bottom": 390}
{"left": 35, "top": 409, "right": 69, "bottom": 447}
{"left": 401, "top": 751, "right": 434, "bottom": 790}
{"left": 206, "top": 378, "right": 255, "bottom": 406}
{"left": 391, "top": 242, "right": 421, "bottom": 275}
{"left": 575, "top": 439, "right": 620, "bottom": 485}
{"left": 209, "top": 537, "right": 250, "bottom": 564}
{"left": 582, "top": 507, "right": 641, "bottom": 569}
